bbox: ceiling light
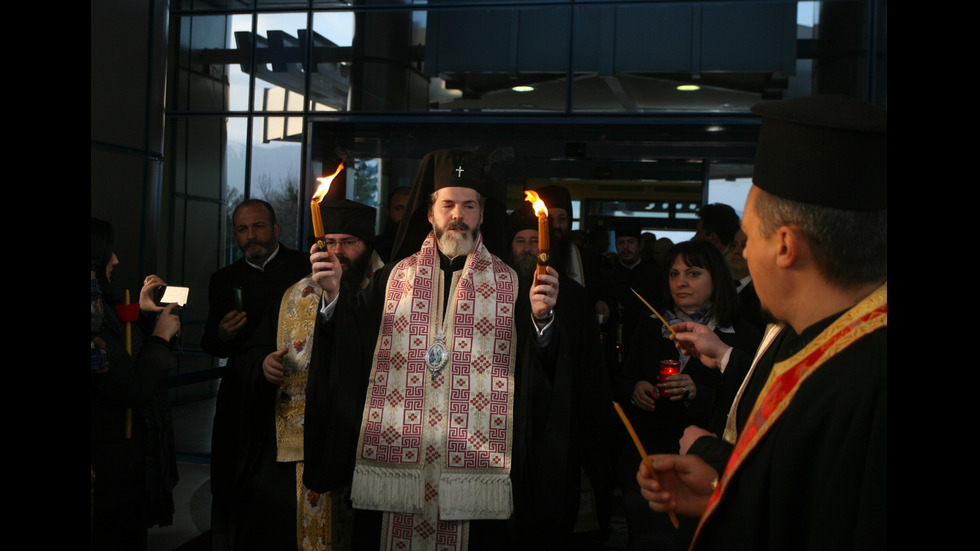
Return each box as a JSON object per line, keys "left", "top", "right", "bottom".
{"left": 512, "top": 85, "right": 534, "bottom": 92}
{"left": 676, "top": 84, "right": 700, "bottom": 91}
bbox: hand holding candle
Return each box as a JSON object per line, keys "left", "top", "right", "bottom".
{"left": 523, "top": 190, "right": 550, "bottom": 278}
{"left": 311, "top": 162, "right": 345, "bottom": 250}
{"left": 613, "top": 401, "right": 680, "bottom": 528}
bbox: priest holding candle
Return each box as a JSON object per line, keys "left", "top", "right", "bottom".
{"left": 306, "top": 148, "right": 610, "bottom": 551}
{"left": 636, "top": 94, "right": 886, "bottom": 550}
{"left": 230, "top": 197, "right": 385, "bottom": 551}
{"left": 503, "top": 201, "right": 618, "bottom": 547}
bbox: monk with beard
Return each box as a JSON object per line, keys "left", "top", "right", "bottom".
{"left": 235, "top": 199, "right": 385, "bottom": 551}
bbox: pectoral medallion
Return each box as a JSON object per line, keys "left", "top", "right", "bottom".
{"left": 426, "top": 334, "right": 449, "bottom": 381}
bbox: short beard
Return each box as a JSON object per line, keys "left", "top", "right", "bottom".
{"left": 435, "top": 221, "right": 479, "bottom": 258}
{"left": 510, "top": 251, "right": 538, "bottom": 281}
{"left": 244, "top": 242, "right": 272, "bottom": 264}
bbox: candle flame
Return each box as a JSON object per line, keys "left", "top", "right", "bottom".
{"left": 524, "top": 190, "right": 548, "bottom": 217}
{"left": 312, "top": 162, "right": 345, "bottom": 203}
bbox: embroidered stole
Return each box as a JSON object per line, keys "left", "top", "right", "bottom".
{"left": 350, "top": 233, "right": 518, "bottom": 551}
{"left": 275, "top": 277, "right": 334, "bottom": 550}
{"left": 693, "top": 282, "right": 887, "bottom": 546}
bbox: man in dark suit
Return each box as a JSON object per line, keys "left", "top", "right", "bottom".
{"left": 201, "top": 199, "right": 311, "bottom": 551}
{"left": 729, "top": 229, "right": 765, "bottom": 333}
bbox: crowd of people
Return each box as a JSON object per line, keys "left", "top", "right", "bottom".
{"left": 91, "top": 94, "right": 885, "bottom": 551}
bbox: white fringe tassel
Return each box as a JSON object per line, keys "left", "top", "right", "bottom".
{"left": 350, "top": 464, "right": 424, "bottom": 514}
{"left": 439, "top": 472, "right": 513, "bottom": 520}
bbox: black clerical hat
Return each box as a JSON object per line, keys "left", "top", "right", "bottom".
{"left": 535, "top": 185, "right": 573, "bottom": 217}
{"left": 614, "top": 219, "right": 642, "bottom": 240}
{"left": 389, "top": 148, "right": 508, "bottom": 261}
{"left": 420, "top": 148, "right": 496, "bottom": 196}
{"left": 506, "top": 202, "right": 538, "bottom": 247}
{"left": 751, "top": 94, "right": 886, "bottom": 211}
{"left": 319, "top": 199, "right": 376, "bottom": 243}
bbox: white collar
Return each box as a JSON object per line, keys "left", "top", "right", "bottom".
{"left": 735, "top": 274, "right": 752, "bottom": 293}
{"left": 245, "top": 242, "right": 280, "bottom": 272}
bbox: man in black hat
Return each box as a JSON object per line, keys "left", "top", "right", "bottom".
{"left": 636, "top": 94, "right": 886, "bottom": 550}
{"left": 229, "top": 199, "right": 384, "bottom": 550}
{"left": 308, "top": 148, "right": 564, "bottom": 551}
{"left": 503, "top": 204, "right": 618, "bottom": 547}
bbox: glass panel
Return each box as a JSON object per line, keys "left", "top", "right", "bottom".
{"left": 256, "top": 0, "right": 311, "bottom": 8}
{"left": 571, "top": 1, "right": 800, "bottom": 113}
{"left": 225, "top": 14, "right": 255, "bottom": 111}
{"left": 249, "top": 116, "right": 303, "bottom": 249}
{"left": 351, "top": 158, "right": 381, "bottom": 208}
{"left": 170, "top": 13, "right": 253, "bottom": 112}
{"left": 253, "top": 12, "right": 310, "bottom": 113}
{"left": 224, "top": 117, "right": 249, "bottom": 262}
{"left": 309, "top": 11, "right": 354, "bottom": 112}
{"left": 707, "top": 163, "right": 753, "bottom": 219}
{"left": 424, "top": 6, "right": 571, "bottom": 113}
{"left": 172, "top": 0, "right": 254, "bottom": 10}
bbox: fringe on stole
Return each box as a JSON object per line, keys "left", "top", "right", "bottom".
{"left": 350, "top": 464, "right": 424, "bottom": 514}
{"left": 438, "top": 472, "right": 513, "bottom": 520}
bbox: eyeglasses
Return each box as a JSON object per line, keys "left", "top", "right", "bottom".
{"left": 322, "top": 237, "right": 362, "bottom": 249}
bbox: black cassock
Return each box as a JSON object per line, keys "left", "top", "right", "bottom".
{"left": 302, "top": 252, "right": 616, "bottom": 550}
{"left": 689, "top": 312, "right": 887, "bottom": 551}
{"left": 202, "top": 245, "right": 310, "bottom": 550}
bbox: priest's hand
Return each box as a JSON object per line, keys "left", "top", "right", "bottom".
{"left": 311, "top": 243, "right": 344, "bottom": 303}
{"left": 632, "top": 380, "right": 658, "bottom": 411}
{"left": 530, "top": 266, "right": 559, "bottom": 324}
{"left": 637, "top": 453, "right": 717, "bottom": 518}
{"left": 679, "top": 425, "right": 716, "bottom": 455}
{"left": 262, "top": 347, "right": 288, "bottom": 384}
{"left": 139, "top": 274, "right": 167, "bottom": 313}
{"left": 670, "top": 321, "right": 732, "bottom": 369}
{"left": 218, "top": 310, "right": 247, "bottom": 341}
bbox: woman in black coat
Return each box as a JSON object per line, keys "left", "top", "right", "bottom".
{"left": 614, "top": 239, "right": 762, "bottom": 551}
{"left": 90, "top": 217, "right": 181, "bottom": 550}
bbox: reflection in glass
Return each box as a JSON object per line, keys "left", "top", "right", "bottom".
{"left": 249, "top": 115, "right": 302, "bottom": 247}
{"left": 224, "top": 117, "right": 249, "bottom": 262}
{"left": 310, "top": 11, "right": 354, "bottom": 112}
{"left": 253, "top": 13, "right": 309, "bottom": 113}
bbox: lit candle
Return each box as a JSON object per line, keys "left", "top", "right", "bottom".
{"left": 612, "top": 401, "right": 680, "bottom": 529}
{"left": 524, "top": 190, "right": 549, "bottom": 278}
{"left": 311, "top": 162, "right": 345, "bottom": 250}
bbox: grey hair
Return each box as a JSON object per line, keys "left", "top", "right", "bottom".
{"left": 753, "top": 188, "right": 886, "bottom": 289}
